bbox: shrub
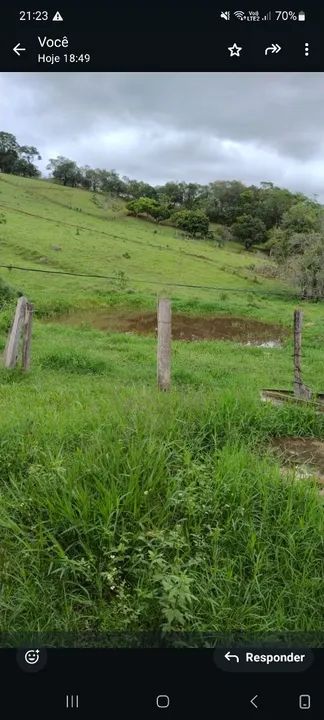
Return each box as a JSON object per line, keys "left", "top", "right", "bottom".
{"left": 0, "top": 276, "right": 17, "bottom": 308}
{"left": 281, "top": 202, "right": 321, "bottom": 235}
{"left": 113, "top": 270, "right": 128, "bottom": 290}
{"left": 213, "top": 224, "right": 234, "bottom": 245}
{"left": 126, "top": 197, "right": 170, "bottom": 223}
{"left": 231, "top": 214, "right": 267, "bottom": 249}
{"left": 171, "top": 209, "right": 209, "bottom": 238}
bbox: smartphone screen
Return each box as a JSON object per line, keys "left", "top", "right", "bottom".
{"left": 0, "top": 3, "right": 323, "bottom": 717}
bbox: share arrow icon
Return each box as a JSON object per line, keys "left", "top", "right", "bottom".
{"left": 265, "top": 43, "right": 281, "bottom": 55}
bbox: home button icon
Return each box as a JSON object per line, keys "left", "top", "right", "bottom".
{"left": 156, "top": 694, "right": 170, "bottom": 709}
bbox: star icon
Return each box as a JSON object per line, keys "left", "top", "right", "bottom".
{"left": 228, "top": 43, "right": 242, "bottom": 57}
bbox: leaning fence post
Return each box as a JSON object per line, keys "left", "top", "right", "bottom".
{"left": 293, "top": 309, "right": 311, "bottom": 399}
{"left": 3, "top": 296, "right": 27, "bottom": 369}
{"left": 157, "top": 298, "right": 171, "bottom": 391}
{"left": 22, "top": 302, "right": 34, "bottom": 371}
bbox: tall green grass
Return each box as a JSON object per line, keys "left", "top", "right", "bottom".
{"left": 0, "top": 390, "right": 322, "bottom": 636}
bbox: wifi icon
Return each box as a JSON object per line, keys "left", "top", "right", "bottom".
{"left": 234, "top": 10, "right": 245, "bottom": 20}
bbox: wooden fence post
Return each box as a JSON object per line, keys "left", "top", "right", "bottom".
{"left": 3, "top": 296, "right": 27, "bottom": 369}
{"left": 157, "top": 298, "right": 171, "bottom": 391}
{"left": 293, "top": 309, "right": 311, "bottom": 399}
{"left": 22, "top": 302, "right": 34, "bottom": 371}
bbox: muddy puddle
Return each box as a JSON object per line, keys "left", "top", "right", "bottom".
{"left": 49, "top": 310, "right": 287, "bottom": 345}
{"left": 246, "top": 340, "right": 282, "bottom": 348}
{"left": 271, "top": 438, "right": 324, "bottom": 495}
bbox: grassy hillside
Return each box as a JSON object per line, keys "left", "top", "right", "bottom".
{"left": 0, "top": 173, "right": 287, "bottom": 307}
{"left": 0, "top": 174, "right": 323, "bottom": 641}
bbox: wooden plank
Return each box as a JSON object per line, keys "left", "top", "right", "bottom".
{"left": 260, "top": 389, "right": 324, "bottom": 412}
{"left": 22, "top": 302, "right": 34, "bottom": 371}
{"left": 262, "top": 388, "right": 324, "bottom": 403}
{"left": 157, "top": 298, "right": 171, "bottom": 391}
{"left": 3, "top": 296, "right": 27, "bottom": 369}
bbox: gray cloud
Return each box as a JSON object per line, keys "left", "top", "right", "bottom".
{"left": 0, "top": 72, "right": 323, "bottom": 199}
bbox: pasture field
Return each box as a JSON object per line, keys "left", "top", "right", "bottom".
{"left": 0, "top": 173, "right": 323, "bottom": 640}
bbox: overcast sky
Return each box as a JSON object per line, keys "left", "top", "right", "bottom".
{"left": 1, "top": 72, "right": 323, "bottom": 199}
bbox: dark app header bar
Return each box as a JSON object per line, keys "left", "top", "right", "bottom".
{"left": 0, "top": 3, "right": 323, "bottom": 71}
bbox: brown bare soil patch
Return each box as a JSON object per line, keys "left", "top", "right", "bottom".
{"left": 271, "top": 437, "right": 324, "bottom": 492}
{"left": 51, "top": 309, "right": 288, "bottom": 344}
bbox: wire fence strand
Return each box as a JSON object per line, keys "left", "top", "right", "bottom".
{"left": 0, "top": 263, "right": 303, "bottom": 298}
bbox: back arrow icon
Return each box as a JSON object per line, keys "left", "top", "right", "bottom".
{"left": 250, "top": 695, "right": 258, "bottom": 709}
{"left": 13, "top": 43, "right": 26, "bottom": 56}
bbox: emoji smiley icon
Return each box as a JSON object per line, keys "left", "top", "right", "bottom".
{"left": 24, "top": 649, "right": 40, "bottom": 665}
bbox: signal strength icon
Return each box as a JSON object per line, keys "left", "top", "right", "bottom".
{"left": 262, "top": 11, "right": 272, "bottom": 21}
{"left": 234, "top": 11, "right": 245, "bottom": 20}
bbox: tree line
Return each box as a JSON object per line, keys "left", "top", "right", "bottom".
{"left": 0, "top": 131, "right": 41, "bottom": 178}
{"left": 43, "top": 158, "right": 322, "bottom": 253}
{"left": 1, "top": 130, "right": 324, "bottom": 298}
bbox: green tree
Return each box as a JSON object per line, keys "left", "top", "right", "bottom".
{"left": 171, "top": 209, "right": 209, "bottom": 237}
{"left": 19, "top": 145, "right": 41, "bottom": 164}
{"left": 264, "top": 226, "right": 290, "bottom": 259}
{"left": 204, "top": 180, "right": 246, "bottom": 224}
{"left": 157, "top": 181, "right": 186, "bottom": 208}
{"left": 238, "top": 186, "right": 261, "bottom": 218}
{"left": 15, "top": 144, "right": 41, "bottom": 177}
{"left": 281, "top": 201, "right": 321, "bottom": 235}
{"left": 284, "top": 233, "right": 324, "bottom": 300}
{"left": 182, "top": 183, "right": 206, "bottom": 209}
{"left": 96, "top": 169, "right": 125, "bottom": 196}
{"left": 80, "top": 166, "right": 101, "bottom": 191}
{"left": 0, "top": 132, "right": 41, "bottom": 176}
{"left": 47, "top": 156, "right": 82, "bottom": 187}
{"left": 127, "top": 197, "right": 170, "bottom": 222}
{"left": 0, "top": 131, "right": 20, "bottom": 173}
{"left": 231, "top": 214, "right": 267, "bottom": 249}
{"left": 258, "top": 184, "right": 296, "bottom": 228}
{"left": 12, "top": 158, "right": 40, "bottom": 177}
{"left": 123, "top": 178, "right": 157, "bottom": 200}
{"left": 202, "top": 180, "right": 246, "bottom": 225}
